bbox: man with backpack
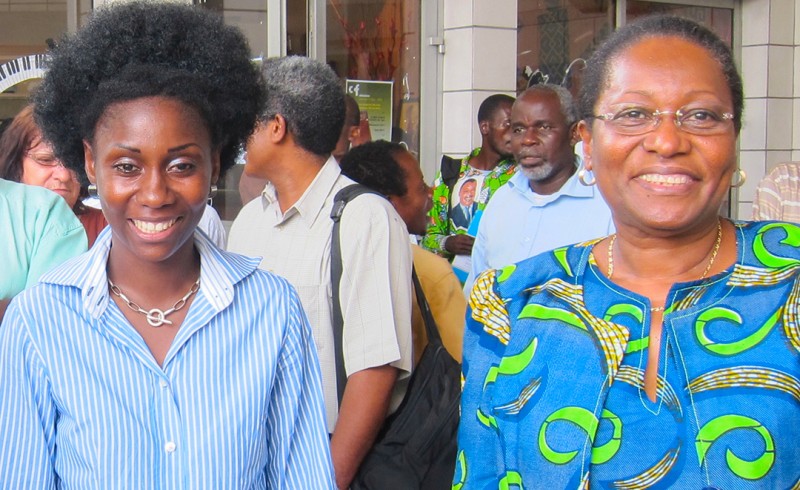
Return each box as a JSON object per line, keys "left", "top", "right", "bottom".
{"left": 228, "top": 57, "right": 413, "bottom": 490}
{"left": 421, "top": 94, "right": 515, "bottom": 282}
{"left": 340, "top": 140, "right": 464, "bottom": 489}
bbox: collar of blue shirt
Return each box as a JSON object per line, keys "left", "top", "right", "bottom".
{"left": 508, "top": 160, "right": 598, "bottom": 204}
{"left": 38, "top": 227, "right": 260, "bottom": 322}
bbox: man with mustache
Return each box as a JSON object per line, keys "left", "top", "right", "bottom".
{"left": 465, "top": 84, "right": 614, "bottom": 292}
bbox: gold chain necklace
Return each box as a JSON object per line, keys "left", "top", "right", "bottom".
{"left": 109, "top": 277, "right": 200, "bottom": 327}
{"left": 606, "top": 220, "right": 722, "bottom": 312}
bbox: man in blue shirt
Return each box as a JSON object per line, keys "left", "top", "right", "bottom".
{"left": 465, "top": 84, "right": 614, "bottom": 292}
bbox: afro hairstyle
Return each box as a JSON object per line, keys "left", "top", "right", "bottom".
{"left": 33, "top": 1, "right": 265, "bottom": 184}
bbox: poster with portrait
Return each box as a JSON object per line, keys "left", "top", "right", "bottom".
{"left": 450, "top": 174, "right": 487, "bottom": 232}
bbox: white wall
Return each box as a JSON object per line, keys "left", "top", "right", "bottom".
{"left": 737, "top": 0, "right": 799, "bottom": 219}
{"left": 441, "top": 0, "right": 516, "bottom": 159}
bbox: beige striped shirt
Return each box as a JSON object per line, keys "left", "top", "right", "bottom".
{"left": 753, "top": 162, "right": 800, "bottom": 223}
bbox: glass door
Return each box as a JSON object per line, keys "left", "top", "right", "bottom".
{"left": 627, "top": 1, "right": 733, "bottom": 44}
{"left": 198, "top": 0, "right": 306, "bottom": 224}
{"left": 325, "top": 0, "right": 422, "bottom": 157}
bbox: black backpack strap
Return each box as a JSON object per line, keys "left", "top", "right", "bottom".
{"left": 440, "top": 154, "right": 461, "bottom": 189}
{"left": 439, "top": 155, "right": 462, "bottom": 236}
{"left": 411, "top": 267, "right": 442, "bottom": 346}
{"left": 330, "top": 183, "right": 384, "bottom": 405}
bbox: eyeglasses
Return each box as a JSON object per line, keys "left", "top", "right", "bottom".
{"left": 26, "top": 152, "right": 65, "bottom": 168}
{"left": 590, "top": 107, "right": 734, "bottom": 136}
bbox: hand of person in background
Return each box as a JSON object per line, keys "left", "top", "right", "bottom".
{"left": 444, "top": 233, "right": 474, "bottom": 255}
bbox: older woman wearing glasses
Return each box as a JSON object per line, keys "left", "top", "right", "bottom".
{"left": 0, "top": 105, "right": 106, "bottom": 246}
{"left": 455, "top": 15, "right": 799, "bottom": 489}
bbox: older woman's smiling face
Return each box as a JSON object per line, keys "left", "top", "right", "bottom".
{"left": 580, "top": 35, "right": 737, "bottom": 235}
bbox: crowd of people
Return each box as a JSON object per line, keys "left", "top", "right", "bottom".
{"left": 0, "top": 2, "right": 797, "bottom": 489}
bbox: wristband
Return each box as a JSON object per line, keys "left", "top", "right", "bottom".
{"left": 438, "top": 235, "right": 451, "bottom": 252}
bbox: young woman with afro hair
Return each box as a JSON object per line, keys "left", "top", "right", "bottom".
{"left": 0, "top": 2, "right": 335, "bottom": 487}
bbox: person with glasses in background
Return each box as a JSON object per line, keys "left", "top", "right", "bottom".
{"left": 463, "top": 83, "right": 613, "bottom": 292}
{"left": 0, "top": 105, "right": 106, "bottom": 246}
{"left": 455, "top": 15, "right": 800, "bottom": 489}
{"left": 0, "top": 132, "right": 86, "bottom": 320}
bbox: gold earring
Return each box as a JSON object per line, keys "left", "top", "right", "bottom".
{"left": 731, "top": 169, "right": 746, "bottom": 188}
{"left": 577, "top": 168, "right": 596, "bottom": 186}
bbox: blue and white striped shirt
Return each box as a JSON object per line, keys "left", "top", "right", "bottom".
{"left": 0, "top": 228, "right": 335, "bottom": 489}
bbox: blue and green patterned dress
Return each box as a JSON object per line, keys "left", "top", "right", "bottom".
{"left": 455, "top": 221, "right": 800, "bottom": 489}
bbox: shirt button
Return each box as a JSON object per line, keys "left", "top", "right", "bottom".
{"left": 164, "top": 441, "right": 177, "bottom": 453}
{"left": 159, "top": 380, "right": 169, "bottom": 389}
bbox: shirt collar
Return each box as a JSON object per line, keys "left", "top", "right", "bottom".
{"left": 39, "top": 226, "right": 260, "bottom": 320}
{"left": 261, "top": 155, "right": 342, "bottom": 228}
{"left": 508, "top": 156, "right": 596, "bottom": 199}
{"left": 463, "top": 147, "right": 482, "bottom": 163}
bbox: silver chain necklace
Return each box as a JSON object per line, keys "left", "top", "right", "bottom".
{"left": 109, "top": 277, "right": 200, "bottom": 327}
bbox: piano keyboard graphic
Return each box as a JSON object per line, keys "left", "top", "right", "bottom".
{"left": 0, "top": 54, "right": 47, "bottom": 94}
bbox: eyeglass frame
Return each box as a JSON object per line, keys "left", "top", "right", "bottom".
{"left": 586, "top": 107, "right": 735, "bottom": 136}
{"left": 25, "top": 151, "right": 66, "bottom": 168}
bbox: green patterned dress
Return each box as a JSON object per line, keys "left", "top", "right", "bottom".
{"left": 455, "top": 221, "right": 800, "bottom": 489}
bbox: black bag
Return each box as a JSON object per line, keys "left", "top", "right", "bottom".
{"left": 440, "top": 154, "right": 462, "bottom": 191}
{"left": 351, "top": 270, "right": 461, "bottom": 490}
{"left": 440, "top": 154, "right": 462, "bottom": 234}
{"left": 331, "top": 185, "right": 462, "bottom": 489}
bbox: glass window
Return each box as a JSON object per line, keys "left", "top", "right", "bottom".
{"left": 326, "top": 0, "right": 421, "bottom": 156}
{"left": 627, "top": 2, "right": 732, "bottom": 45}
{"left": 516, "top": 0, "right": 732, "bottom": 93}
{"left": 198, "top": 0, "right": 269, "bottom": 57}
{"left": 517, "top": 0, "right": 613, "bottom": 95}
{"left": 0, "top": 0, "right": 67, "bottom": 117}
{"left": 198, "top": 0, "right": 273, "bottom": 225}
{"left": 287, "top": 1, "right": 308, "bottom": 56}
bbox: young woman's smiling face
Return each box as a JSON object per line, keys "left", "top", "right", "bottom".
{"left": 85, "top": 96, "right": 219, "bottom": 265}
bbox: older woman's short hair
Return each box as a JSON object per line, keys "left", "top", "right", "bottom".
{"left": 580, "top": 15, "right": 743, "bottom": 133}
{"left": 0, "top": 105, "right": 38, "bottom": 182}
